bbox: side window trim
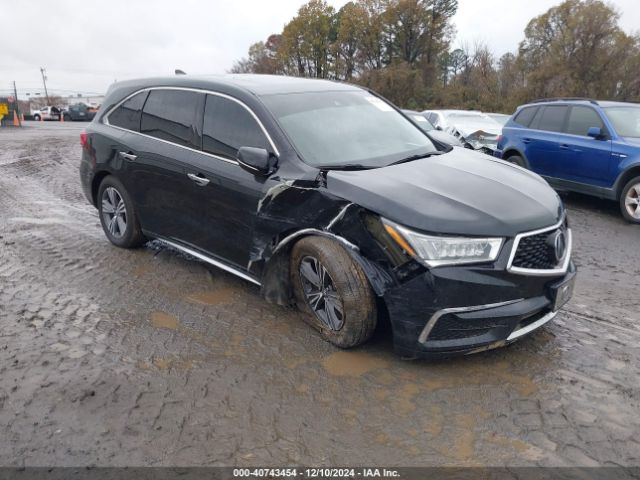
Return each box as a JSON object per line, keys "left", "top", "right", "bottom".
{"left": 103, "top": 86, "right": 280, "bottom": 165}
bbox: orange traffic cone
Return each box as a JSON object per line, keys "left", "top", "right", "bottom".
{"left": 40, "top": 114, "right": 43, "bottom": 122}
{"left": 60, "top": 111, "right": 64, "bottom": 122}
{"left": 13, "top": 111, "right": 19, "bottom": 127}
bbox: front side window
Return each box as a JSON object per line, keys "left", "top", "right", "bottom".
{"left": 140, "top": 90, "right": 202, "bottom": 148}
{"left": 566, "top": 106, "right": 604, "bottom": 136}
{"left": 108, "top": 91, "right": 148, "bottom": 132}
{"left": 262, "top": 90, "right": 435, "bottom": 168}
{"left": 604, "top": 106, "right": 640, "bottom": 138}
{"left": 536, "top": 105, "right": 568, "bottom": 132}
{"left": 202, "top": 94, "right": 270, "bottom": 159}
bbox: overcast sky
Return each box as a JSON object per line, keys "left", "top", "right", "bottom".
{"left": 1, "top": 0, "right": 638, "bottom": 99}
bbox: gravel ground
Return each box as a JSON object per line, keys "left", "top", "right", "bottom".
{"left": 0, "top": 122, "right": 639, "bottom": 467}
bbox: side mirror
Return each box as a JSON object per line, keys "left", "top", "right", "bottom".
{"left": 237, "top": 147, "right": 276, "bottom": 176}
{"left": 436, "top": 125, "right": 443, "bottom": 131}
{"left": 587, "top": 127, "right": 605, "bottom": 139}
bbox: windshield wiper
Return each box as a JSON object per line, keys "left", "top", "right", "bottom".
{"left": 317, "top": 164, "right": 378, "bottom": 171}
{"left": 386, "top": 151, "right": 444, "bottom": 167}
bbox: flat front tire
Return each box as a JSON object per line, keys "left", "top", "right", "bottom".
{"left": 291, "top": 236, "right": 377, "bottom": 348}
{"left": 620, "top": 176, "right": 640, "bottom": 224}
{"left": 97, "top": 176, "right": 146, "bottom": 248}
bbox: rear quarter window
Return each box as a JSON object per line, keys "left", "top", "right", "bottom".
{"left": 513, "top": 106, "right": 538, "bottom": 127}
{"left": 108, "top": 91, "right": 148, "bottom": 132}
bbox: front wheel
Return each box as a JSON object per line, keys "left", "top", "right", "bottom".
{"left": 33, "top": 114, "right": 41, "bottom": 121}
{"left": 97, "top": 176, "right": 146, "bottom": 248}
{"left": 291, "top": 236, "right": 377, "bottom": 348}
{"left": 620, "top": 176, "right": 640, "bottom": 224}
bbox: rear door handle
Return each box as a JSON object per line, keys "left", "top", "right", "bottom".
{"left": 187, "top": 173, "right": 210, "bottom": 186}
{"left": 559, "top": 144, "right": 570, "bottom": 150}
{"left": 119, "top": 151, "right": 137, "bottom": 161}
{"left": 522, "top": 138, "right": 532, "bottom": 144}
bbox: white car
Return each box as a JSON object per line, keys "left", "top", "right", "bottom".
{"left": 422, "top": 109, "right": 503, "bottom": 154}
{"left": 31, "top": 106, "right": 62, "bottom": 121}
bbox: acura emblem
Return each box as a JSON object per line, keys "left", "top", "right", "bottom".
{"left": 547, "top": 230, "right": 567, "bottom": 263}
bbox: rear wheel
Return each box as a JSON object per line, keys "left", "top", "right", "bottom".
{"left": 507, "top": 154, "right": 527, "bottom": 168}
{"left": 291, "top": 236, "right": 377, "bottom": 348}
{"left": 620, "top": 176, "right": 640, "bottom": 224}
{"left": 97, "top": 176, "right": 146, "bottom": 248}
{"left": 33, "top": 114, "right": 41, "bottom": 121}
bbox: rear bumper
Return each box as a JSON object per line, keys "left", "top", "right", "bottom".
{"left": 383, "top": 261, "right": 576, "bottom": 358}
{"left": 493, "top": 148, "right": 504, "bottom": 159}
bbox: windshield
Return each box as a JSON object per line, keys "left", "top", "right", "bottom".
{"left": 408, "top": 113, "right": 435, "bottom": 132}
{"left": 262, "top": 90, "right": 436, "bottom": 168}
{"left": 447, "top": 113, "right": 500, "bottom": 128}
{"left": 604, "top": 106, "right": 640, "bottom": 138}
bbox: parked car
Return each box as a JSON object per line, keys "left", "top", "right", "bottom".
{"left": 486, "top": 113, "right": 510, "bottom": 125}
{"left": 496, "top": 98, "right": 640, "bottom": 223}
{"left": 401, "top": 110, "right": 463, "bottom": 147}
{"left": 63, "top": 103, "right": 98, "bottom": 121}
{"left": 422, "top": 109, "right": 502, "bottom": 154}
{"left": 80, "top": 75, "right": 575, "bottom": 358}
{"left": 31, "top": 106, "right": 62, "bottom": 121}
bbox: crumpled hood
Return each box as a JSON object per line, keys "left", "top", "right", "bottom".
{"left": 450, "top": 121, "right": 501, "bottom": 139}
{"left": 326, "top": 148, "right": 563, "bottom": 237}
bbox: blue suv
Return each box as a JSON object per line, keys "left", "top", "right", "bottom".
{"left": 495, "top": 99, "right": 640, "bottom": 223}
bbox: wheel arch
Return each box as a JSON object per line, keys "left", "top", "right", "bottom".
{"left": 91, "top": 170, "right": 112, "bottom": 206}
{"left": 502, "top": 147, "right": 530, "bottom": 168}
{"left": 260, "top": 229, "right": 391, "bottom": 307}
{"left": 613, "top": 164, "right": 640, "bottom": 199}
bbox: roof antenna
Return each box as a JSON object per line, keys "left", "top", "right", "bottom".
{"left": 175, "top": 69, "right": 186, "bottom": 75}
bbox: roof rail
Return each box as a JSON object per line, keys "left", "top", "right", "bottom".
{"left": 529, "top": 97, "right": 599, "bottom": 106}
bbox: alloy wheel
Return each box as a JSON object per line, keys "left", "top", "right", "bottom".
{"left": 624, "top": 183, "right": 640, "bottom": 219}
{"left": 299, "top": 255, "right": 345, "bottom": 331}
{"left": 101, "top": 187, "right": 127, "bottom": 238}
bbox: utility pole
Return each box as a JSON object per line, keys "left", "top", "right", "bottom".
{"left": 13, "top": 81, "right": 22, "bottom": 127}
{"left": 40, "top": 67, "right": 50, "bottom": 105}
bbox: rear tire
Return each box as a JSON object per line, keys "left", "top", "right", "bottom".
{"left": 620, "top": 176, "right": 640, "bottom": 224}
{"left": 507, "top": 154, "right": 527, "bottom": 168}
{"left": 33, "top": 114, "right": 41, "bottom": 121}
{"left": 97, "top": 176, "right": 146, "bottom": 248}
{"left": 291, "top": 236, "right": 377, "bottom": 348}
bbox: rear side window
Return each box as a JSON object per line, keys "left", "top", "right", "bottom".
{"left": 202, "top": 94, "right": 270, "bottom": 159}
{"left": 140, "top": 90, "right": 202, "bottom": 148}
{"left": 108, "top": 91, "right": 148, "bottom": 131}
{"left": 535, "top": 105, "right": 568, "bottom": 132}
{"left": 513, "top": 106, "right": 538, "bottom": 127}
{"left": 566, "top": 106, "right": 604, "bottom": 136}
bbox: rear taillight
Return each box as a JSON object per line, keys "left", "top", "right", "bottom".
{"left": 497, "top": 134, "right": 503, "bottom": 144}
{"left": 80, "top": 131, "right": 88, "bottom": 149}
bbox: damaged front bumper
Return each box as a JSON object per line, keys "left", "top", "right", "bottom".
{"left": 383, "top": 261, "right": 576, "bottom": 358}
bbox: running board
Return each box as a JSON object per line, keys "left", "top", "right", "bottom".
{"left": 158, "top": 238, "right": 261, "bottom": 286}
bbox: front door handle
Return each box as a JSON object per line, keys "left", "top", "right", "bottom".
{"left": 187, "top": 173, "right": 210, "bottom": 186}
{"left": 522, "top": 138, "right": 532, "bottom": 144}
{"left": 119, "top": 151, "right": 137, "bottom": 161}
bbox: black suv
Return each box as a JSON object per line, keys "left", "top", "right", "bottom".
{"left": 80, "top": 75, "right": 575, "bottom": 358}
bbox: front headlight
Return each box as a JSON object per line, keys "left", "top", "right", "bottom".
{"left": 382, "top": 218, "right": 503, "bottom": 267}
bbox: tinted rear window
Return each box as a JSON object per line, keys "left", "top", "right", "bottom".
{"left": 566, "top": 106, "right": 604, "bottom": 136}
{"left": 536, "top": 105, "right": 568, "bottom": 132}
{"left": 108, "top": 91, "right": 148, "bottom": 131}
{"left": 140, "top": 90, "right": 202, "bottom": 148}
{"left": 202, "top": 95, "right": 270, "bottom": 159}
{"left": 513, "top": 106, "right": 538, "bottom": 127}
